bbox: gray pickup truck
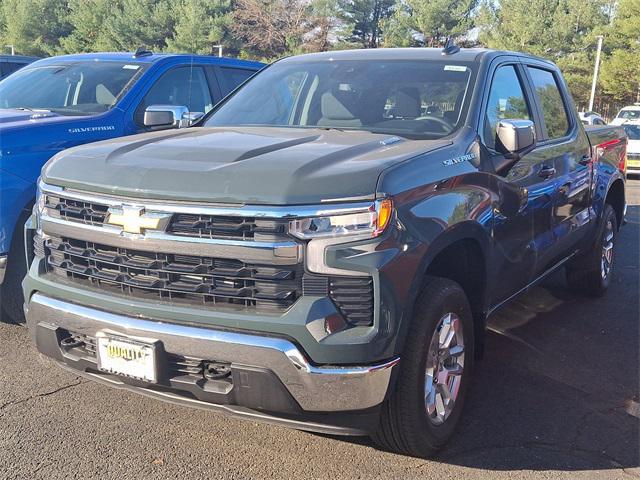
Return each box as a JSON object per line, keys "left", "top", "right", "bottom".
{"left": 23, "top": 47, "right": 627, "bottom": 457}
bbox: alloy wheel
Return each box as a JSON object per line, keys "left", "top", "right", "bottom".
{"left": 424, "top": 312, "right": 465, "bottom": 425}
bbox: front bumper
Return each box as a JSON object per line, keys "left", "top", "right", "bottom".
{"left": 26, "top": 293, "right": 399, "bottom": 434}
{"left": 0, "top": 255, "right": 6, "bottom": 285}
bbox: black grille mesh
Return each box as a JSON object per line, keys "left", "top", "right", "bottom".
{"left": 45, "top": 195, "right": 109, "bottom": 226}
{"left": 45, "top": 236, "right": 302, "bottom": 311}
{"left": 329, "top": 277, "right": 374, "bottom": 326}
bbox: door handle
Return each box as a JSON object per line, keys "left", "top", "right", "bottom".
{"left": 579, "top": 154, "right": 591, "bottom": 166}
{"left": 538, "top": 166, "right": 556, "bottom": 179}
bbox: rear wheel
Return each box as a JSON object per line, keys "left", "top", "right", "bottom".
{"left": 372, "top": 277, "right": 474, "bottom": 458}
{"left": 566, "top": 204, "right": 617, "bottom": 297}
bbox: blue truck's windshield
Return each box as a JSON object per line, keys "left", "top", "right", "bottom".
{"left": 205, "top": 60, "right": 475, "bottom": 139}
{"left": 0, "top": 61, "right": 143, "bottom": 115}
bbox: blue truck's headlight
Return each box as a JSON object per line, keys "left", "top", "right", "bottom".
{"left": 289, "top": 199, "right": 392, "bottom": 240}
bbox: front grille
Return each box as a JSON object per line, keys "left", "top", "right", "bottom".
{"left": 40, "top": 191, "right": 376, "bottom": 326}
{"left": 627, "top": 153, "right": 640, "bottom": 160}
{"left": 168, "top": 214, "right": 287, "bottom": 241}
{"left": 45, "top": 236, "right": 302, "bottom": 311}
{"left": 45, "top": 194, "right": 109, "bottom": 226}
{"left": 43, "top": 194, "right": 289, "bottom": 241}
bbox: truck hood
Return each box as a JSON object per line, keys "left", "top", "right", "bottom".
{"left": 43, "top": 127, "right": 450, "bottom": 205}
{"left": 0, "top": 108, "right": 60, "bottom": 126}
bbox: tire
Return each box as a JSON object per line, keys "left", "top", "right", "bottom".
{"left": 372, "top": 276, "right": 474, "bottom": 458}
{"left": 1, "top": 214, "right": 28, "bottom": 324}
{"left": 566, "top": 204, "right": 617, "bottom": 298}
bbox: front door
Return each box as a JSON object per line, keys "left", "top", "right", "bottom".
{"left": 480, "top": 62, "right": 558, "bottom": 305}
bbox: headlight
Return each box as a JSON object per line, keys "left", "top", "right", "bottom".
{"left": 289, "top": 199, "right": 393, "bottom": 240}
{"left": 293, "top": 199, "right": 393, "bottom": 276}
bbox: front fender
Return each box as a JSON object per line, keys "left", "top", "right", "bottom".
{"left": 0, "top": 168, "right": 35, "bottom": 254}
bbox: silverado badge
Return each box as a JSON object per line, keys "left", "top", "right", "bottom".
{"left": 105, "top": 206, "right": 171, "bottom": 234}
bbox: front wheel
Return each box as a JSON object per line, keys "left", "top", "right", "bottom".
{"left": 566, "top": 204, "right": 617, "bottom": 297}
{"left": 1, "top": 213, "right": 28, "bottom": 324}
{"left": 372, "top": 277, "right": 474, "bottom": 458}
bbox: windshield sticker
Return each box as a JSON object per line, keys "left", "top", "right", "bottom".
{"left": 68, "top": 125, "right": 116, "bottom": 134}
{"left": 443, "top": 153, "right": 476, "bottom": 166}
{"left": 123, "top": 65, "right": 140, "bottom": 70}
{"left": 444, "top": 65, "right": 467, "bottom": 72}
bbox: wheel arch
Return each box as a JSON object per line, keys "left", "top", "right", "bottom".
{"left": 403, "top": 222, "right": 491, "bottom": 359}
{"left": 605, "top": 178, "right": 625, "bottom": 229}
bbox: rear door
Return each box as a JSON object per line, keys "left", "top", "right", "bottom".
{"left": 523, "top": 62, "right": 592, "bottom": 266}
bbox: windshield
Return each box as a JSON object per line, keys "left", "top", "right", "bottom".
{"left": 0, "top": 61, "right": 143, "bottom": 115}
{"left": 618, "top": 109, "right": 640, "bottom": 120}
{"left": 205, "top": 59, "right": 475, "bottom": 139}
{"left": 623, "top": 124, "right": 640, "bottom": 140}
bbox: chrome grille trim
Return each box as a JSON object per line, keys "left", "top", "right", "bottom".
{"left": 41, "top": 213, "right": 302, "bottom": 265}
{"left": 40, "top": 181, "right": 373, "bottom": 219}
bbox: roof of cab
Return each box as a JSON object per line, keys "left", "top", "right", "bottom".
{"left": 29, "top": 52, "right": 263, "bottom": 68}
{"left": 279, "top": 47, "right": 555, "bottom": 66}
{"left": 0, "top": 54, "right": 40, "bottom": 62}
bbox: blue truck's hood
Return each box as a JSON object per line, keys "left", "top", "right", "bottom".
{"left": 0, "top": 108, "right": 67, "bottom": 127}
{"left": 0, "top": 109, "right": 121, "bottom": 184}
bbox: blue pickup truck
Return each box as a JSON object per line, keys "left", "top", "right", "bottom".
{"left": 0, "top": 51, "right": 263, "bottom": 322}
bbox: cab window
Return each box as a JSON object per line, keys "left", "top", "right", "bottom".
{"left": 136, "top": 66, "right": 214, "bottom": 125}
{"left": 484, "top": 65, "right": 532, "bottom": 150}
{"left": 219, "top": 67, "right": 256, "bottom": 96}
{"left": 527, "top": 67, "right": 570, "bottom": 139}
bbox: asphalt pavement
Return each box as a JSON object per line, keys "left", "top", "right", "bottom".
{"left": 1, "top": 181, "right": 639, "bottom": 480}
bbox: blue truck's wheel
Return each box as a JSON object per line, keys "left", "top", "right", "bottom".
{"left": 566, "top": 204, "right": 617, "bottom": 297}
{"left": 372, "top": 276, "right": 474, "bottom": 457}
{"left": 1, "top": 214, "right": 27, "bottom": 324}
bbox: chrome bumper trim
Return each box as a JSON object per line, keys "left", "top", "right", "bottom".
{"left": 41, "top": 213, "right": 302, "bottom": 265}
{"left": 27, "top": 293, "right": 399, "bottom": 412}
{"left": 0, "top": 255, "right": 6, "bottom": 285}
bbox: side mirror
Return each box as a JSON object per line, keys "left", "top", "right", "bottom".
{"left": 496, "top": 119, "right": 536, "bottom": 154}
{"left": 144, "top": 105, "right": 191, "bottom": 129}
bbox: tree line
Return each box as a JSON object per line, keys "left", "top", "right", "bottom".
{"left": 0, "top": 0, "right": 638, "bottom": 114}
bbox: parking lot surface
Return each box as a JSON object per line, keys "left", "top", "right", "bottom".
{"left": 1, "top": 180, "right": 638, "bottom": 480}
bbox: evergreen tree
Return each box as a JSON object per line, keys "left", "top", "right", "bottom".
{"left": 339, "top": 0, "right": 395, "bottom": 48}
{"left": 600, "top": 0, "right": 640, "bottom": 103}
{"left": 0, "top": 0, "right": 72, "bottom": 56}
{"left": 59, "top": 0, "right": 114, "bottom": 53}
{"left": 477, "top": 0, "right": 609, "bottom": 106}
{"left": 166, "top": 0, "right": 233, "bottom": 54}
{"left": 384, "top": 0, "right": 478, "bottom": 48}
{"left": 97, "top": 0, "right": 176, "bottom": 52}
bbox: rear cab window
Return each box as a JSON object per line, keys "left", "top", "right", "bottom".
{"left": 527, "top": 67, "right": 571, "bottom": 140}
{"left": 218, "top": 67, "right": 256, "bottom": 96}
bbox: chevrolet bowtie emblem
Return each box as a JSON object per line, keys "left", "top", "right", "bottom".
{"left": 105, "top": 205, "right": 171, "bottom": 234}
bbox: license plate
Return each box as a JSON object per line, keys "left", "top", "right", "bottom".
{"left": 97, "top": 335, "right": 157, "bottom": 383}
{"left": 627, "top": 159, "right": 640, "bottom": 168}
